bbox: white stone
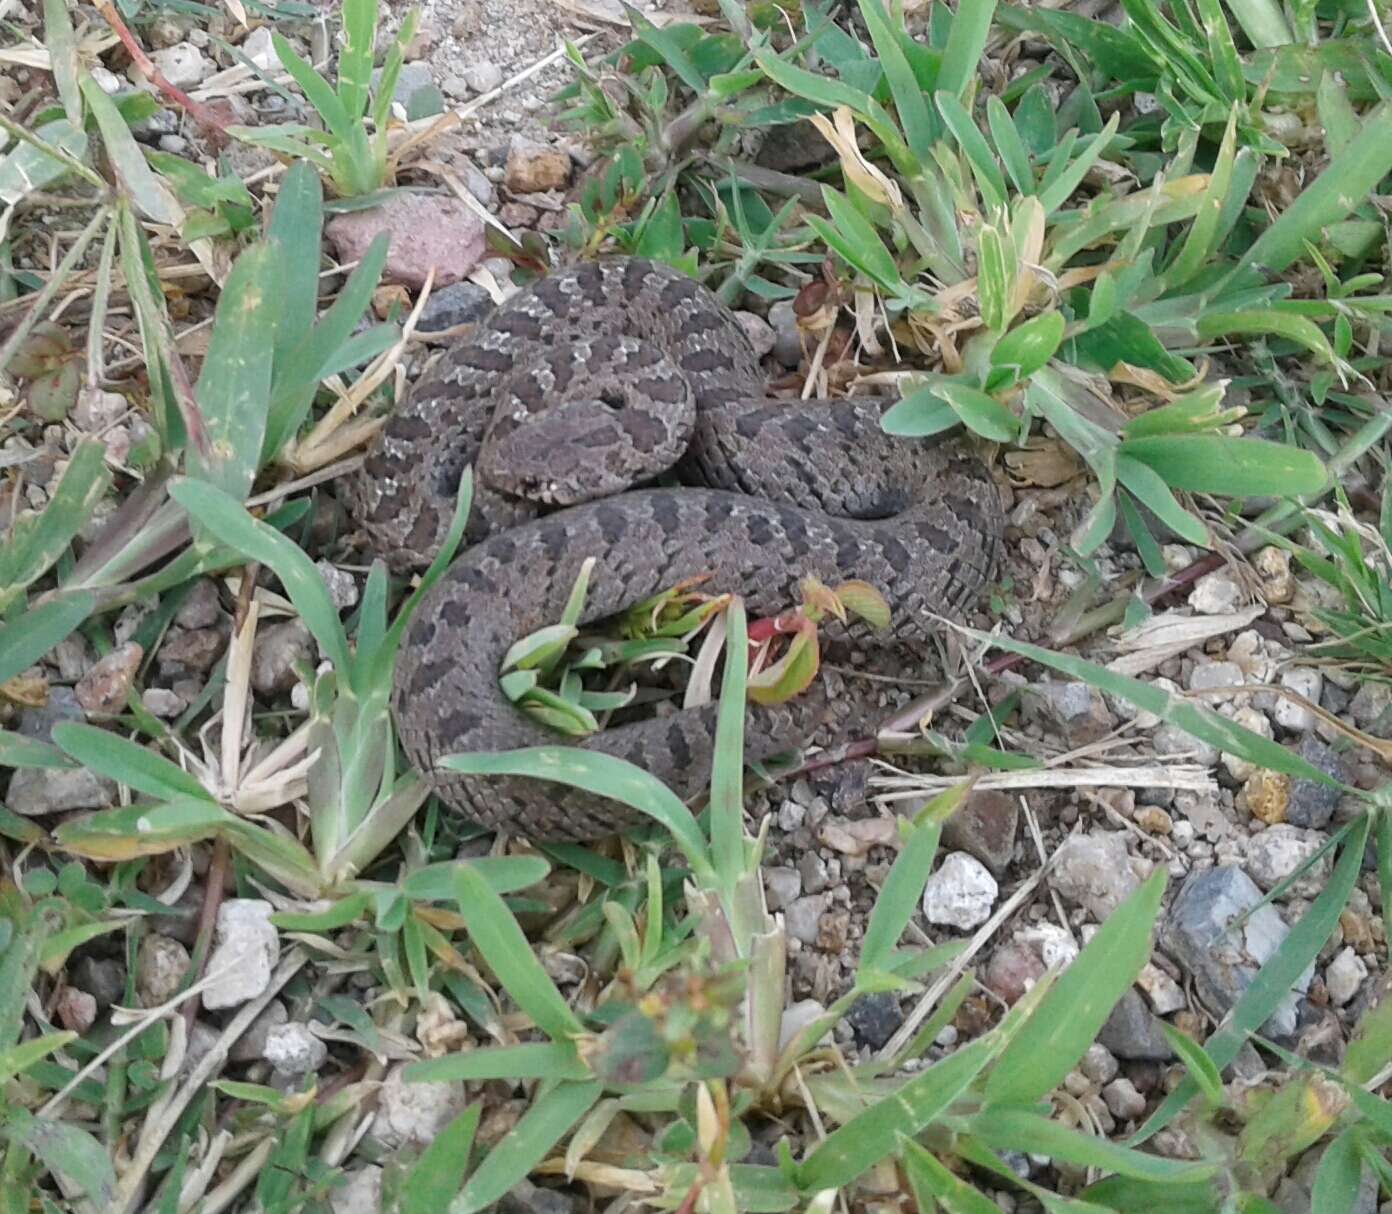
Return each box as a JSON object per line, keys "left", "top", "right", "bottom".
{"left": 202, "top": 899, "right": 278, "bottom": 1010}
{"left": 1189, "top": 570, "right": 1243, "bottom": 615}
{"left": 315, "top": 561, "right": 359, "bottom": 610}
{"left": 778, "top": 1000, "right": 827, "bottom": 1052}
{"left": 144, "top": 43, "right": 212, "bottom": 90}
{"left": 1326, "top": 946, "right": 1367, "bottom": 1006}
{"left": 91, "top": 66, "right": 123, "bottom": 94}
{"left": 1274, "top": 667, "right": 1322, "bottom": 732}
{"left": 922, "top": 852, "right": 997, "bottom": 930}
{"left": 330, "top": 1167, "right": 383, "bottom": 1214}
{"left": 1188, "top": 660, "right": 1245, "bottom": 702}
{"left": 241, "top": 26, "right": 279, "bottom": 70}
{"left": 1137, "top": 962, "right": 1186, "bottom": 1015}
{"left": 371, "top": 1062, "right": 468, "bottom": 1149}
{"left": 263, "top": 1022, "right": 328, "bottom": 1074}
{"left": 1245, "top": 825, "right": 1329, "bottom": 897}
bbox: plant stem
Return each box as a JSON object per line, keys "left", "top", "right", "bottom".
{"left": 95, "top": 1, "right": 232, "bottom": 149}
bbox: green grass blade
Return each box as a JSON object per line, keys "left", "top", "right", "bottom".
{"left": 452, "top": 862, "right": 584, "bottom": 1041}
{"left": 405, "top": 1042, "right": 589, "bottom": 1084}
{"left": 79, "top": 75, "right": 181, "bottom": 225}
{"left": 272, "top": 34, "right": 356, "bottom": 144}
{"left": 857, "top": 0, "right": 938, "bottom": 161}
{"left": 901, "top": 1137, "right": 1001, "bottom": 1213}
{"left": 986, "top": 95, "right": 1034, "bottom": 195}
{"left": 1162, "top": 111, "right": 1237, "bottom": 290}
{"left": 168, "top": 478, "right": 351, "bottom": 672}
{"left": 0, "top": 439, "right": 109, "bottom": 607}
{"left": 0, "top": 593, "right": 94, "bottom": 686}
{"left": 336, "top": 0, "right": 377, "bottom": 119}
{"left": 452, "top": 1080, "right": 603, "bottom": 1214}
{"left": 858, "top": 812, "right": 945, "bottom": 974}
{"left": 1232, "top": 103, "right": 1392, "bottom": 281}
{"left": 1119, "top": 433, "right": 1327, "bottom": 497}
{"left": 710, "top": 599, "right": 749, "bottom": 895}
{"left": 399, "top": 1107, "right": 480, "bottom": 1214}
{"left": 983, "top": 868, "right": 1165, "bottom": 1104}
{"left": 50, "top": 723, "right": 210, "bottom": 802}
{"left": 440, "top": 749, "right": 714, "bottom": 886}
{"left": 936, "top": 0, "right": 996, "bottom": 100}
{"left": 936, "top": 92, "right": 1006, "bottom": 211}
{"left": 968, "top": 1107, "right": 1217, "bottom": 1182}
{"left": 796, "top": 1031, "right": 1001, "bottom": 1191}
{"left": 42, "top": 0, "right": 83, "bottom": 124}
{"left": 188, "top": 241, "right": 280, "bottom": 500}
{"left": 1036, "top": 113, "right": 1120, "bottom": 215}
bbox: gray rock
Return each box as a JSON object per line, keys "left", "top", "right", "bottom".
{"left": 16, "top": 686, "right": 83, "bottom": 741}
{"left": 1152, "top": 723, "right": 1220, "bottom": 768}
{"left": 798, "top": 850, "right": 829, "bottom": 894}
{"left": 416, "top": 281, "right": 493, "bottom": 333}
{"left": 202, "top": 899, "right": 278, "bottom": 1011}
{"left": 315, "top": 561, "right": 359, "bottom": 610}
{"left": 241, "top": 26, "right": 278, "bottom": 69}
{"left": 1036, "top": 680, "right": 1114, "bottom": 746}
{"left": 1160, "top": 865, "right": 1311, "bottom": 1038}
{"left": 1326, "top": 947, "right": 1367, "bottom": 1006}
{"left": 1079, "top": 1043, "right": 1118, "bottom": 1085}
{"left": 71, "top": 956, "right": 126, "bottom": 1011}
{"left": 1285, "top": 736, "right": 1349, "bottom": 829}
{"left": 251, "top": 620, "right": 313, "bottom": 696}
{"left": 230, "top": 999, "right": 289, "bottom": 1063}
{"left": 136, "top": 935, "right": 190, "bottom": 1006}
{"left": 1350, "top": 681, "right": 1392, "bottom": 735}
{"left": 462, "top": 59, "right": 504, "bottom": 94}
{"left": 1049, "top": 832, "right": 1138, "bottom": 920}
{"left": 1189, "top": 570, "right": 1243, "bottom": 614}
{"left": 845, "top": 992, "right": 902, "bottom": 1051}
{"left": 785, "top": 894, "right": 828, "bottom": 945}
{"left": 141, "top": 688, "right": 185, "bottom": 718}
{"left": 942, "top": 788, "right": 1018, "bottom": 875}
{"left": 1102, "top": 1076, "right": 1147, "bottom": 1120}
{"left": 734, "top": 311, "right": 776, "bottom": 359}
{"left": 767, "top": 300, "right": 803, "bottom": 369}
{"left": 763, "top": 866, "right": 801, "bottom": 912}
{"left": 498, "top": 1179, "right": 577, "bottom": 1214}
{"left": 1097, "top": 989, "right": 1172, "bottom": 1061}
{"left": 383, "top": 61, "right": 443, "bottom": 120}
{"left": 175, "top": 579, "right": 224, "bottom": 629}
{"left": 6, "top": 766, "right": 117, "bottom": 816}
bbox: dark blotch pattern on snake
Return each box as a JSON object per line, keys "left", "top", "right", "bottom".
{"left": 347, "top": 258, "right": 1004, "bottom": 840}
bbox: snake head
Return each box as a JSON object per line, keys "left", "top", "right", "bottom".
{"left": 479, "top": 393, "right": 696, "bottom": 506}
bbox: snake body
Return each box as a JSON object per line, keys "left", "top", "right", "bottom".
{"left": 348, "top": 258, "right": 1004, "bottom": 840}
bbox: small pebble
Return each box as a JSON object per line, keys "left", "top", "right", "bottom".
{"left": 1188, "top": 570, "right": 1243, "bottom": 614}
{"left": 264, "top": 1022, "right": 328, "bottom": 1075}
{"left": 1273, "top": 667, "right": 1322, "bottom": 732}
{"left": 1325, "top": 946, "right": 1367, "bottom": 1006}
{"left": 921, "top": 852, "right": 997, "bottom": 930}
{"left": 1102, "top": 1077, "right": 1147, "bottom": 1121}
{"left": 202, "top": 900, "right": 279, "bottom": 1011}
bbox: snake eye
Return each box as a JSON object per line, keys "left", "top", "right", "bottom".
{"left": 598, "top": 389, "right": 625, "bottom": 411}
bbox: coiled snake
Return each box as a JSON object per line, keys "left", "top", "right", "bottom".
{"left": 348, "top": 258, "right": 1004, "bottom": 840}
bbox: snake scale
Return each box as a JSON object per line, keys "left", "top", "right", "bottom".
{"left": 347, "top": 257, "right": 1004, "bottom": 840}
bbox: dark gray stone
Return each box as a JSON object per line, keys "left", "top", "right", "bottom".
{"left": 942, "top": 789, "right": 1018, "bottom": 875}
{"left": 416, "top": 281, "right": 493, "bottom": 333}
{"left": 70, "top": 955, "right": 126, "bottom": 1011}
{"left": 1286, "top": 736, "right": 1349, "bottom": 829}
{"left": 1097, "top": 989, "right": 1172, "bottom": 1061}
{"left": 845, "top": 992, "right": 903, "bottom": 1051}
{"left": 1160, "top": 865, "right": 1311, "bottom": 1038}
